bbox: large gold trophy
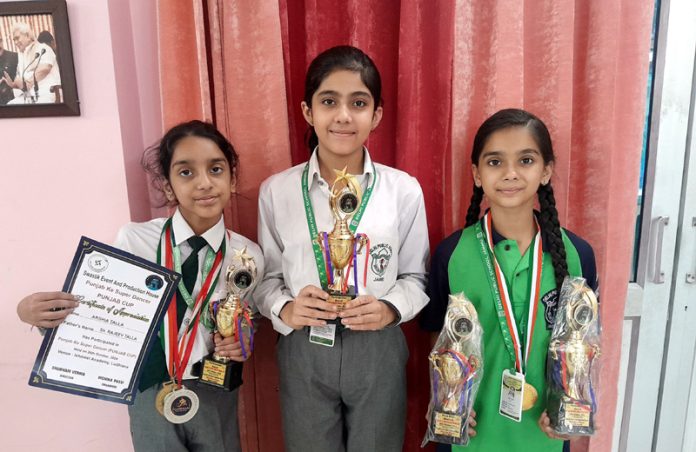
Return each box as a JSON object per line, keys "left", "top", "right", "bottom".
{"left": 199, "top": 247, "right": 256, "bottom": 391}
{"left": 423, "top": 293, "right": 483, "bottom": 446}
{"left": 318, "top": 168, "right": 368, "bottom": 310}
{"left": 547, "top": 277, "right": 601, "bottom": 436}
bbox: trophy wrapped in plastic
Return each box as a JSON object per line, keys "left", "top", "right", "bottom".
{"left": 546, "top": 276, "right": 601, "bottom": 436}
{"left": 422, "top": 293, "right": 483, "bottom": 447}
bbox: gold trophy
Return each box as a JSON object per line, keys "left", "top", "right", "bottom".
{"left": 318, "top": 168, "right": 368, "bottom": 310}
{"left": 199, "top": 247, "right": 256, "bottom": 391}
{"left": 423, "top": 293, "right": 483, "bottom": 446}
{"left": 547, "top": 277, "right": 601, "bottom": 436}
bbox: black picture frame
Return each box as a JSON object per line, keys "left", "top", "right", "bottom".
{"left": 0, "top": 0, "right": 79, "bottom": 118}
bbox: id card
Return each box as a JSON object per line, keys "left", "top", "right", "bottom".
{"left": 309, "top": 324, "right": 336, "bottom": 347}
{"left": 499, "top": 369, "right": 525, "bottom": 422}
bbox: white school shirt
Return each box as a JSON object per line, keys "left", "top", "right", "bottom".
{"left": 256, "top": 149, "right": 429, "bottom": 336}
{"left": 114, "top": 209, "right": 264, "bottom": 379}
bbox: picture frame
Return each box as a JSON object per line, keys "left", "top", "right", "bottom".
{"left": 0, "top": 0, "right": 79, "bottom": 118}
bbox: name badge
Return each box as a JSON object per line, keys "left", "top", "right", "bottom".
{"left": 309, "top": 324, "right": 336, "bottom": 347}
{"left": 499, "top": 369, "right": 525, "bottom": 422}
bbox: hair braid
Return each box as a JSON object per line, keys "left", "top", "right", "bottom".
{"left": 537, "top": 183, "right": 568, "bottom": 289}
{"left": 465, "top": 185, "right": 484, "bottom": 227}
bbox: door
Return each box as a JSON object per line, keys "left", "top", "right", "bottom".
{"left": 615, "top": 0, "right": 696, "bottom": 451}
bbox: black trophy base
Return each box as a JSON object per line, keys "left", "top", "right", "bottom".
{"left": 547, "top": 394, "right": 595, "bottom": 436}
{"left": 326, "top": 287, "right": 356, "bottom": 328}
{"left": 197, "top": 355, "right": 243, "bottom": 392}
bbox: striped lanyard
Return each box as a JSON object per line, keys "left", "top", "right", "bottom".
{"left": 156, "top": 218, "right": 225, "bottom": 386}
{"left": 474, "top": 212, "right": 543, "bottom": 374}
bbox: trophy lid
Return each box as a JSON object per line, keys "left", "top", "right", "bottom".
{"left": 329, "top": 167, "right": 363, "bottom": 221}
{"left": 226, "top": 247, "right": 257, "bottom": 296}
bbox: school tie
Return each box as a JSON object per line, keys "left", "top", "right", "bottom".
{"left": 182, "top": 235, "right": 208, "bottom": 294}
{"left": 177, "top": 235, "right": 208, "bottom": 326}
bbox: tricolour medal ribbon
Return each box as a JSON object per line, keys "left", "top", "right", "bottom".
{"left": 475, "top": 212, "right": 543, "bottom": 374}
{"left": 301, "top": 154, "right": 376, "bottom": 291}
{"left": 157, "top": 218, "right": 225, "bottom": 387}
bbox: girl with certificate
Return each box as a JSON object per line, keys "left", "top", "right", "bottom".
{"left": 18, "top": 120, "right": 264, "bottom": 452}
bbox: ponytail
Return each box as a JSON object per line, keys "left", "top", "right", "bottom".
{"left": 537, "top": 183, "right": 568, "bottom": 289}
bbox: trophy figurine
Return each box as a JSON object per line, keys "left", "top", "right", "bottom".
{"left": 423, "top": 293, "right": 483, "bottom": 447}
{"left": 547, "top": 277, "right": 601, "bottom": 436}
{"left": 317, "top": 168, "right": 369, "bottom": 310}
{"left": 199, "top": 247, "right": 256, "bottom": 391}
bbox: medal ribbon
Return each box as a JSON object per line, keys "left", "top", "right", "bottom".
{"left": 301, "top": 156, "right": 377, "bottom": 289}
{"left": 157, "top": 218, "right": 225, "bottom": 387}
{"left": 474, "top": 212, "right": 543, "bottom": 374}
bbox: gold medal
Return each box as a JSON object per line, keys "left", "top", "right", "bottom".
{"left": 155, "top": 381, "right": 176, "bottom": 416}
{"left": 522, "top": 382, "right": 538, "bottom": 410}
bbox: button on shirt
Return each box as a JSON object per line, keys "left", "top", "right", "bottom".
{"left": 114, "top": 208, "right": 264, "bottom": 380}
{"left": 256, "top": 149, "right": 430, "bottom": 335}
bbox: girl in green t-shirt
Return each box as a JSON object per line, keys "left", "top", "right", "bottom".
{"left": 421, "top": 108, "right": 598, "bottom": 452}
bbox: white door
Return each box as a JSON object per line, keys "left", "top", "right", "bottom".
{"left": 616, "top": 0, "right": 696, "bottom": 451}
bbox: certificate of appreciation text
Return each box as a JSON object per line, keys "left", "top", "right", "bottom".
{"left": 29, "top": 237, "right": 180, "bottom": 404}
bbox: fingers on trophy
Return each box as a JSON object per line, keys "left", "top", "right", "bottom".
{"left": 546, "top": 277, "right": 601, "bottom": 436}
{"left": 423, "top": 293, "right": 484, "bottom": 446}
{"left": 199, "top": 247, "right": 257, "bottom": 391}
{"left": 317, "top": 167, "right": 370, "bottom": 311}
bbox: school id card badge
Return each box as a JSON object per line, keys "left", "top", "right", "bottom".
{"left": 499, "top": 369, "right": 525, "bottom": 422}
{"left": 309, "top": 324, "right": 336, "bottom": 347}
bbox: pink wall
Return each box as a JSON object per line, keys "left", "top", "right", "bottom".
{"left": 1, "top": 1, "right": 159, "bottom": 450}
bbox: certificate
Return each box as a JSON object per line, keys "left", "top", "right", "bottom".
{"left": 29, "top": 236, "right": 180, "bottom": 405}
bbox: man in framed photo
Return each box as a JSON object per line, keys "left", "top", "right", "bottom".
{"left": 2, "top": 22, "right": 61, "bottom": 104}
{"left": 0, "top": 35, "right": 18, "bottom": 105}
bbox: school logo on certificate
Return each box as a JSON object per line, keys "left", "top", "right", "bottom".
{"left": 88, "top": 254, "right": 109, "bottom": 273}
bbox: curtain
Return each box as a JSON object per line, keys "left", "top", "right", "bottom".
{"left": 449, "top": 2, "right": 654, "bottom": 450}
{"left": 156, "top": 1, "right": 654, "bottom": 450}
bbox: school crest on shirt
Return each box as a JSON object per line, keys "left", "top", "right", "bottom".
{"left": 370, "top": 243, "right": 393, "bottom": 281}
{"left": 541, "top": 289, "right": 559, "bottom": 329}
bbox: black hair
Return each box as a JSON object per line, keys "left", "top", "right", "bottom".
{"left": 37, "top": 30, "right": 55, "bottom": 46}
{"left": 464, "top": 108, "right": 568, "bottom": 289}
{"left": 303, "top": 45, "right": 382, "bottom": 153}
{"left": 142, "top": 120, "right": 238, "bottom": 206}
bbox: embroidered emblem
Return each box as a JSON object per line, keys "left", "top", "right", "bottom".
{"left": 370, "top": 243, "right": 393, "bottom": 281}
{"left": 541, "top": 289, "right": 559, "bottom": 330}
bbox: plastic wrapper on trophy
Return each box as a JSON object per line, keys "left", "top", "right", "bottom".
{"left": 422, "top": 292, "right": 483, "bottom": 447}
{"left": 546, "top": 276, "right": 601, "bottom": 436}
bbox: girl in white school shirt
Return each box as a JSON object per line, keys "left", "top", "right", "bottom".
{"left": 17, "top": 120, "right": 263, "bottom": 452}
{"left": 255, "top": 46, "right": 429, "bottom": 452}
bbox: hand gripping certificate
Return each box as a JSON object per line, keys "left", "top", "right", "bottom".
{"left": 29, "top": 237, "right": 180, "bottom": 405}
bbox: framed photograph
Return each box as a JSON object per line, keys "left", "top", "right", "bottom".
{"left": 0, "top": 0, "right": 79, "bottom": 118}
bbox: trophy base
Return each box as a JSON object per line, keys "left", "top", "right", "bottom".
{"left": 326, "top": 288, "right": 356, "bottom": 328}
{"left": 327, "top": 287, "right": 356, "bottom": 311}
{"left": 547, "top": 394, "right": 595, "bottom": 436}
{"left": 428, "top": 409, "right": 471, "bottom": 446}
{"left": 197, "top": 356, "right": 243, "bottom": 392}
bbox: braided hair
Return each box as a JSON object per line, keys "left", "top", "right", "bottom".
{"left": 303, "top": 46, "right": 383, "bottom": 154}
{"left": 464, "top": 108, "right": 568, "bottom": 289}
